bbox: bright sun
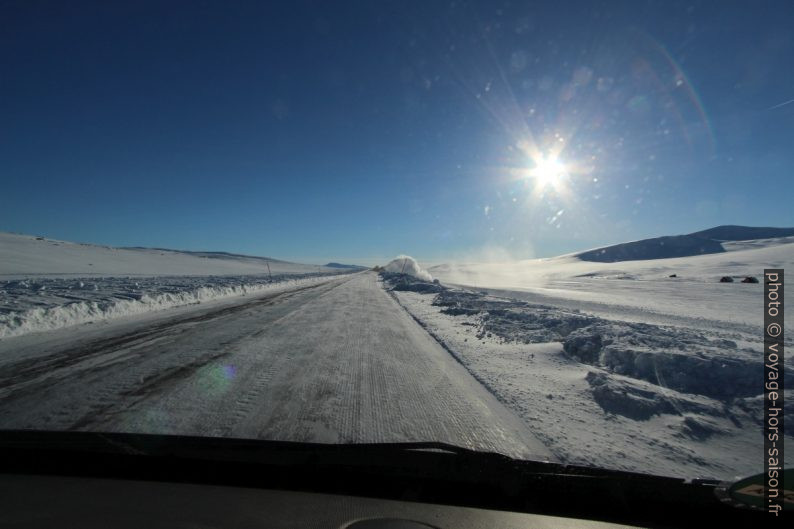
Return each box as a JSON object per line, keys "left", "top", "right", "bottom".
{"left": 530, "top": 156, "right": 566, "bottom": 188}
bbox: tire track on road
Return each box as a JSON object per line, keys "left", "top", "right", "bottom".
{"left": 0, "top": 277, "right": 351, "bottom": 430}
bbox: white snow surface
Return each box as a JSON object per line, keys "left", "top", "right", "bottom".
{"left": 385, "top": 237, "right": 794, "bottom": 479}
{"left": 0, "top": 275, "right": 346, "bottom": 339}
{"left": 430, "top": 236, "right": 794, "bottom": 329}
{"left": 0, "top": 232, "right": 349, "bottom": 338}
{"left": 0, "top": 231, "right": 332, "bottom": 278}
{"left": 383, "top": 255, "right": 433, "bottom": 281}
{"left": 389, "top": 283, "right": 792, "bottom": 480}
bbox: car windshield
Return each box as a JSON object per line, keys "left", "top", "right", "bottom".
{"left": 1, "top": 0, "right": 792, "bottom": 484}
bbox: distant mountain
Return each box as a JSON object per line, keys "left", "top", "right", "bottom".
{"left": 688, "top": 225, "right": 794, "bottom": 241}
{"left": 324, "top": 262, "right": 366, "bottom": 269}
{"left": 128, "top": 248, "right": 282, "bottom": 261}
{"left": 577, "top": 225, "right": 794, "bottom": 263}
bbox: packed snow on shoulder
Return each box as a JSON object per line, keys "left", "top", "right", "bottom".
{"left": 381, "top": 231, "right": 794, "bottom": 480}
{"left": 0, "top": 232, "right": 352, "bottom": 338}
{"left": 0, "top": 274, "right": 345, "bottom": 339}
{"left": 383, "top": 275, "right": 793, "bottom": 480}
{"left": 383, "top": 255, "right": 433, "bottom": 281}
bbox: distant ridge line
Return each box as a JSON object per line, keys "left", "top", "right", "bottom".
{"left": 577, "top": 225, "right": 794, "bottom": 263}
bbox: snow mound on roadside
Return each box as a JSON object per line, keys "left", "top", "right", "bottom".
{"left": 383, "top": 255, "right": 433, "bottom": 281}
{"left": 0, "top": 275, "right": 335, "bottom": 339}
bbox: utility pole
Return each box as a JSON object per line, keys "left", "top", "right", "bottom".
{"left": 400, "top": 257, "right": 408, "bottom": 274}
{"left": 266, "top": 261, "right": 272, "bottom": 282}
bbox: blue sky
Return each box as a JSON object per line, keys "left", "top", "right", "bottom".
{"left": 2, "top": 1, "right": 793, "bottom": 265}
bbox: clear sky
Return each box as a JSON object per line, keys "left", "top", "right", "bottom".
{"left": 2, "top": 1, "right": 793, "bottom": 265}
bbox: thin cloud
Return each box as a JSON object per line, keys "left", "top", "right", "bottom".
{"left": 767, "top": 99, "right": 794, "bottom": 110}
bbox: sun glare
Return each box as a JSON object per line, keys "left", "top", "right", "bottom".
{"left": 530, "top": 156, "right": 566, "bottom": 188}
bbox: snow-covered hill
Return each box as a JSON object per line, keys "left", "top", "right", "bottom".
{"left": 0, "top": 232, "right": 351, "bottom": 338}
{"left": 431, "top": 234, "right": 794, "bottom": 287}
{"left": 324, "top": 262, "right": 367, "bottom": 269}
{"left": 429, "top": 234, "right": 794, "bottom": 328}
{"left": 573, "top": 225, "right": 794, "bottom": 262}
{"left": 0, "top": 232, "right": 334, "bottom": 278}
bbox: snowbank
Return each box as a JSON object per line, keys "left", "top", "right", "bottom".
{"left": 383, "top": 255, "right": 433, "bottom": 281}
{"left": 0, "top": 231, "right": 354, "bottom": 338}
{"left": 0, "top": 274, "right": 340, "bottom": 339}
{"left": 383, "top": 273, "right": 793, "bottom": 478}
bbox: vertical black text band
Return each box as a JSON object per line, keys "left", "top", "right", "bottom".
{"left": 764, "top": 269, "right": 784, "bottom": 516}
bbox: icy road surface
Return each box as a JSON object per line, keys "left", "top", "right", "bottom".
{"left": 0, "top": 272, "right": 553, "bottom": 461}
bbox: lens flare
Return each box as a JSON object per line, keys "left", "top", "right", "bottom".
{"left": 530, "top": 156, "right": 567, "bottom": 189}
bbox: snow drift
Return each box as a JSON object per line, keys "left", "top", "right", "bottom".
{"left": 383, "top": 256, "right": 433, "bottom": 281}
{"left": 0, "top": 231, "right": 354, "bottom": 338}
{"left": 0, "top": 275, "right": 340, "bottom": 339}
{"left": 386, "top": 274, "right": 794, "bottom": 478}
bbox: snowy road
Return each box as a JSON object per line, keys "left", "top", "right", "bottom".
{"left": 0, "top": 272, "right": 552, "bottom": 461}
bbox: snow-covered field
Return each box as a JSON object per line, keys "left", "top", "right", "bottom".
{"left": 0, "top": 232, "right": 350, "bottom": 338}
{"left": 430, "top": 236, "right": 794, "bottom": 329}
{"left": 0, "top": 232, "right": 332, "bottom": 278}
{"left": 385, "top": 237, "right": 794, "bottom": 479}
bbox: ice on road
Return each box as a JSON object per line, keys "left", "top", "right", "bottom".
{"left": 0, "top": 272, "right": 552, "bottom": 461}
